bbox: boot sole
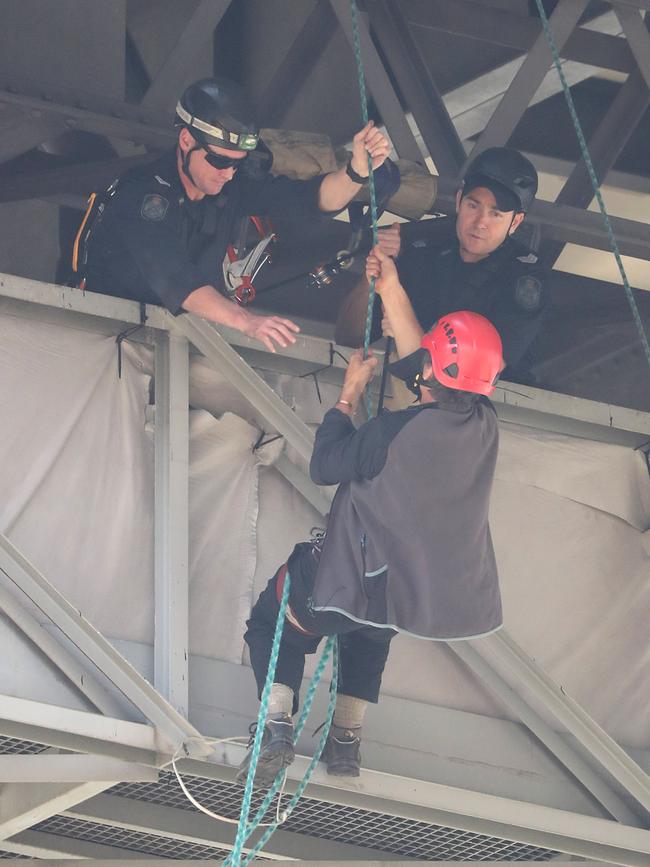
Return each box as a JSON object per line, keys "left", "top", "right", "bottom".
{"left": 326, "top": 763, "right": 360, "bottom": 777}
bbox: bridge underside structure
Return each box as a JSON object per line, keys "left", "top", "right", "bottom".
{"left": 0, "top": 0, "right": 649, "bottom": 864}
{"left": 0, "top": 277, "right": 648, "bottom": 864}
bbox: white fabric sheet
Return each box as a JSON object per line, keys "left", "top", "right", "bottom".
{"left": 1, "top": 315, "right": 648, "bottom": 749}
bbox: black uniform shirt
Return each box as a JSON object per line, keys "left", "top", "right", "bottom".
{"left": 84, "top": 149, "right": 325, "bottom": 314}
{"left": 371, "top": 216, "right": 548, "bottom": 376}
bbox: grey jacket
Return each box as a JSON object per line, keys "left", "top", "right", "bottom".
{"left": 309, "top": 400, "right": 502, "bottom": 640}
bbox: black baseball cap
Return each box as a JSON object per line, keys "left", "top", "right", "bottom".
{"left": 462, "top": 173, "right": 521, "bottom": 214}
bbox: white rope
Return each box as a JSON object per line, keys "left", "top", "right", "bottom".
{"left": 170, "top": 735, "right": 290, "bottom": 827}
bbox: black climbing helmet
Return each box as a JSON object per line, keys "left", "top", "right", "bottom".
{"left": 175, "top": 78, "right": 260, "bottom": 151}
{"left": 463, "top": 147, "right": 538, "bottom": 212}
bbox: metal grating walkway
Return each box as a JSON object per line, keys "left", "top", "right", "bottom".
{"left": 35, "top": 815, "right": 239, "bottom": 861}
{"left": 0, "top": 735, "right": 49, "bottom": 755}
{"left": 0, "top": 738, "right": 559, "bottom": 860}
{"left": 109, "top": 771, "right": 559, "bottom": 861}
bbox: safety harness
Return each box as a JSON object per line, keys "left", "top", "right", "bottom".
{"left": 71, "top": 180, "right": 120, "bottom": 289}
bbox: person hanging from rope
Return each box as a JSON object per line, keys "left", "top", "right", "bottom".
{"left": 72, "top": 77, "right": 391, "bottom": 353}
{"left": 239, "top": 273, "right": 504, "bottom": 785}
{"left": 336, "top": 147, "right": 548, "bottom": 382}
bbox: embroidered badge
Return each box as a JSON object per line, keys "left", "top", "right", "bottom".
{"left": 515, "top": 275, "right": 542, "bottom": 311}
{"left": 140, "top": 193, "right": 169, "bottom": 221}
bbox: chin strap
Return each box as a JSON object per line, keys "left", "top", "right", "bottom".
{"left": 181, "top": 145, "right": 202, "bottom": 187}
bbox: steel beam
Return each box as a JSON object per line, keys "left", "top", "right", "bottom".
{"left": 328, "top": 0, "right": 424, "bottom": 163}
{"left": 0, "top": 694, "right": 161, "bottom": 765}
{"left": 1, "top": 690, "right": 647, "bottom": 865}
{"left": 153, "top": 333, "right": 190, "bottom": 718}
{"left": 0, "top": 535, "right": 207, "bottom": 757}
{"left": 0, "top": 755, "right": 157, "bottom": 783}
{"left": 168, "top": 314, "right": 317, "bottom": 465}
{"left": 474, "top": 630, "right": 650, "bottom": 818}
{"left": 405, "top": 0, "right": 635, "bottom": 74}
{"left": 0, "top": 582, "right": 125, "bottom": 718}
{"left": 29, "top": 863, "right": 636, "bottom": 867}
{"left": 470, "top": 0, "right": 590, "bottom": 159}
{"left": 614, "top": 5, "right": 650, "bottom": 88}
{"left": 436, "top": 8, "right": 628, "bottom": 144}
{"left": 2, "top": 274, "right": 650, "bottom": 444}
{"left": 1, "top": 828, "right": 145, "bottom": 859}
{"left": 0, "top": 155, "right": 157, "bottom": 204}
{"left": 449, "top": 641, "right": 644, "bottom": 826}
{"left": 611, "top": 0, "right": 650, "bottom": 10}
{"left": 273, "top": 452, "right": 333, "bottom": 516}
{"left": 368, "top": 0, "right": 465, "bottom": 176}
{"left": 0, "top": 76, "right": 174, "bottom": 148}
{"left": 0, "top": 781, "right": 108, "bottom": 841}
{"left": 258, "top": 0, "right": 339, "bottom": 126}
{"left": 0, "top": 107, "right": 67, "bottom": 163}
{"left": 66, "top": 793, "right": 397, "bottom": 862}
{"left": 545, "top": 67, "right": 650, "bottom": 265}
{"left": 141, "top": 0, "right": 233, "bottom": 112}
{"left": 213, "top": 744, "right": 650, "bottom": 866}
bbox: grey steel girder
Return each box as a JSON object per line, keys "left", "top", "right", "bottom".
{"left": 367, "top": 0, "right": 466, "bottom": 175}
{"left": 257, "top": 1, "right": 339, "bottom": 126}
{"left": 470, "top": 0, "right": 590, "bottom": 160}
{"left": 140, "top": 0, "right": 233, "bottom": 112}
{"left": 328, "top": 0, "right": 424, "bottom": 163}
{"left": 0, "top": 534, "right": 207, "bottom": 758}
{"left": 404, "top": 0, "right": 635, "bottom": 74}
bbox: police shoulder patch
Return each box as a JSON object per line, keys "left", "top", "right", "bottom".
{"left": 514, "top": 275, "right": 542, "bottom": 311}
{"left": 141, "top": 193, "right": 169, "bottom": 221}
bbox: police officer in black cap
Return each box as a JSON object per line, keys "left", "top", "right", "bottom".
{"left": 75, "top": 78, "right": 391, "bottom": 353}
{"left": 337, "top": 147, "right": 547, "bottom": 381}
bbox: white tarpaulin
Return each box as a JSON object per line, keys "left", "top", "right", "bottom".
{"left": 0, "top": 314, "right": 648, "bottom": 749}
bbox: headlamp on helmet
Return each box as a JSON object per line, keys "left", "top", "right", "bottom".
{"left": 175, "top": 102, "right": 259, "bottom": 151}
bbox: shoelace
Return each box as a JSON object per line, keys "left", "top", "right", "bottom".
{"left": 246, "top": 721, "right": 259, "bottom": 748}
{"left": 312, "top": 720, "right": 359, "bottom": 742}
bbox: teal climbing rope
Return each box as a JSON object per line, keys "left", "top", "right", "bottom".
{"left": 350, "top": 0, "right": 383, "bottom": 417}
{"left": 533, "top": 0, "right": 650, "bottom": 371}
{"left": 237, "top": 634, "right": 339, "bottom": 866}
{"left": 224, "top": 569, "right": 338, "bottom": 867}
{"left": 225, "top": 3, "right": 382, "bottom": 861}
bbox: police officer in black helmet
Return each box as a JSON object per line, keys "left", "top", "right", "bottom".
{"left": 337, "top": 147, "right": 547, "bottom": 382}
{"left": 77, "top": 78, "right": 391, "bottom": 353}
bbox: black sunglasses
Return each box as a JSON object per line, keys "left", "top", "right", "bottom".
{"left": 202, "top": 146, "right": 249, "bottom": 170}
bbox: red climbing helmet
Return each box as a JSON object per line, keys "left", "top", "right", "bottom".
{"left": 389, "top": 311, "right": 503, "bottom": 397}
{"left": 424, "top": 311, "right": 503, "bottom": 395}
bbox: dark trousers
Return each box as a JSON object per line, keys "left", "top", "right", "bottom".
{"left": 244, "top": 543, "right": 395, "bottom": 714}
